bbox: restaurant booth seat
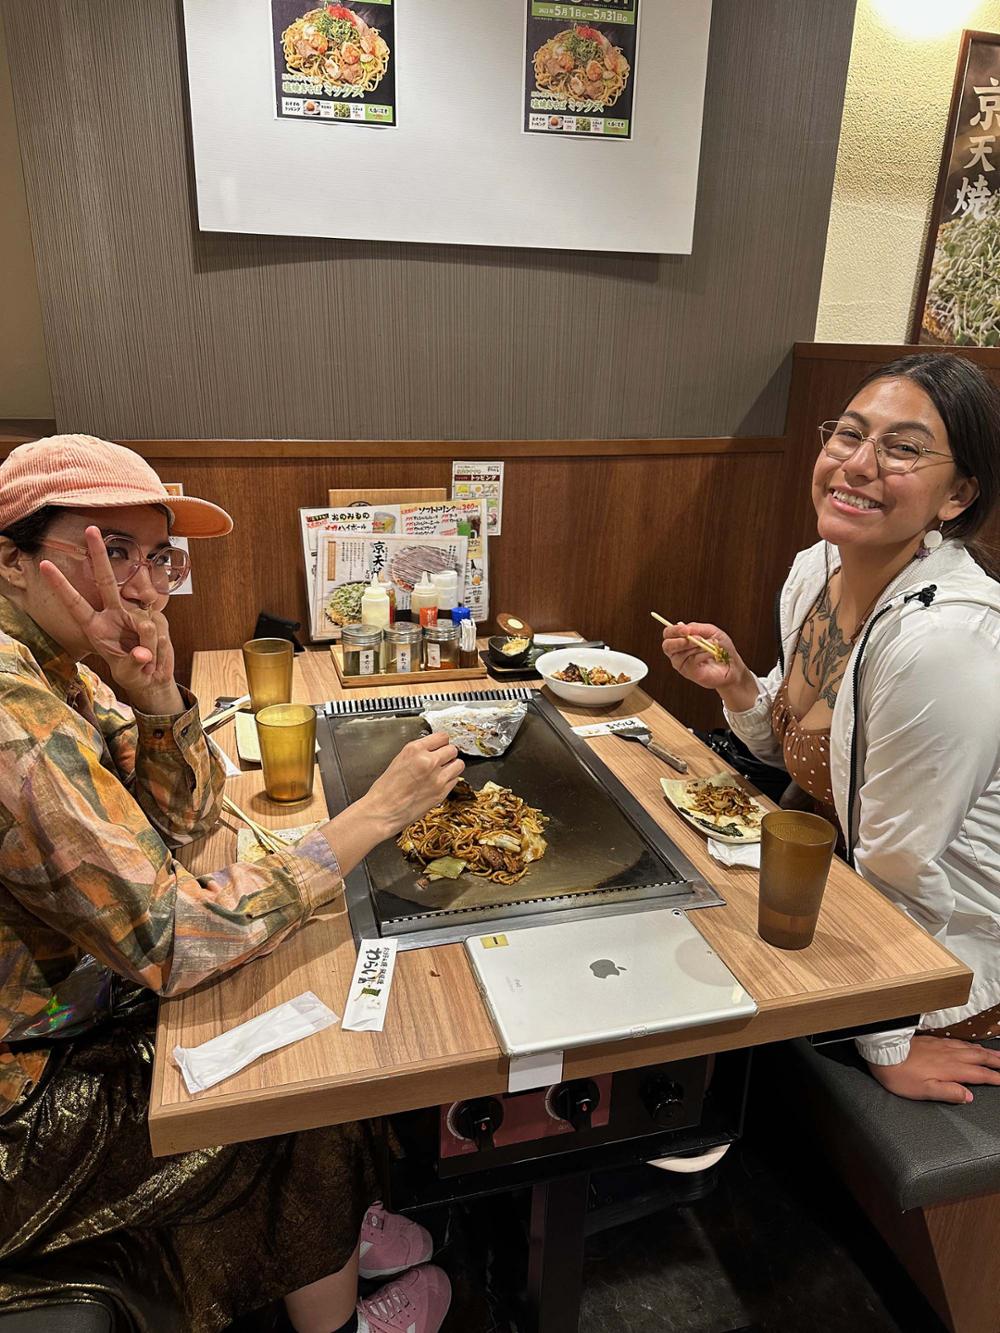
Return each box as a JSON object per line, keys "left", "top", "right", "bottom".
{"left": 785, "top": 1036, "right": 1000, "bottom": 1333}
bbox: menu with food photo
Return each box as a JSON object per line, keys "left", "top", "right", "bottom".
{"left": 299, "top": 507, "right": 377, "bottom": 637}
{"left": 313, "top": 533, "right": 467, "bottom": 641}
{"left": 300, "top": 500, "right": 489, "bottom": 636}
{"left": 523, "top": 0, "right": 640, "bottom": 140}
{"left": 271, "top": 0, "right": 396, "bottom": 127}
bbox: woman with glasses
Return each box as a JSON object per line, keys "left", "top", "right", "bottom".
{"left": 662, "top": 353, "right": 1000, "bottom": 1105}
{"left": 0, "top": 436, "right": 457, "bottom": 1332}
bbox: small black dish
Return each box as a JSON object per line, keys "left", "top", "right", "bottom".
{"left": 488, "top": 634, "right": 532, "bottom": 668}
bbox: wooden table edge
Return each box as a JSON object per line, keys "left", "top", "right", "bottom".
{"left": 150, "top": 960, "right": 971, "bottom": 1155}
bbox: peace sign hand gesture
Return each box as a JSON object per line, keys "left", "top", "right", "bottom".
{"left": 39, "top": 526, "right": 184, "bottom": 716}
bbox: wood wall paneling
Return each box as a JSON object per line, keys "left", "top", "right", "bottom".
{"left": 132, "top": 439, "right": 790, "bottom": 733}
{"left": 2, "top": 0, "right": 856, "bottom": 441}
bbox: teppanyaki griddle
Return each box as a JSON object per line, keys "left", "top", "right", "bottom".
{"left": 316, "top": 690, "right": 722, "bottom": 949}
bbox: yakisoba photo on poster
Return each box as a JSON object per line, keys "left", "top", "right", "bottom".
{"left": 532, "top": 23, "right": 630, "bottom": 110}
{"left": 281, "top": 3, "right": 390, "bottom": 94}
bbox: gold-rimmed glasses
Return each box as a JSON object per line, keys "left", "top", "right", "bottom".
{"left": 38, "top": 533, "right": 191, "bottom": 593}
{"left": 818, "top": 421, "right": 955, "bottom": 475}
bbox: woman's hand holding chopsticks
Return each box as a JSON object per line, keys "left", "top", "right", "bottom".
{"left": 655, "top": 614, "right": 759, "bottom": 711}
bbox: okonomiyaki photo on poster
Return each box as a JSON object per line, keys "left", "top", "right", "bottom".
{"left": 272, "top": 0, "right": 396, "bottom": 127}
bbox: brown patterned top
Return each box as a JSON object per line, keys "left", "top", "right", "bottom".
{"left": 770, "top": 678, "right": 840, "bottom": 832}
{"left": 0, "top": 597, "right": 343, "bottom": 1113}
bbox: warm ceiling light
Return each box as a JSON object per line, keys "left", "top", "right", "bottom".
{"left": 872, "top": 0, "right": 977, "bottom": 38}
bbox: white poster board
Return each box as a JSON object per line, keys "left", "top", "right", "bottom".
{"left": 182, "top": 1, "right": 712, "bottom": 254}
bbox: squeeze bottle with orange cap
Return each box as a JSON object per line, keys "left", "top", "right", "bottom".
{"left": 411, "top": 572, "right": 438, "bottom": 627}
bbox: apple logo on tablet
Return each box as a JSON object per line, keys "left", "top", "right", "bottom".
{"left": 590, "top": 959, "right": 627, "bottom": 979}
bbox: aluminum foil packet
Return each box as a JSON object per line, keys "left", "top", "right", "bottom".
{"left": 420, "top": 699, "right": 528, "bottom": 758}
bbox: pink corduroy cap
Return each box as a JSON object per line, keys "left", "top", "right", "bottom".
{"left": 0, "top": 435, "right": 232, "bottom": 538}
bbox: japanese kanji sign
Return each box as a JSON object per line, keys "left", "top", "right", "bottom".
{"left": 913, "top": 30, "right": 1000, "bottom": 344}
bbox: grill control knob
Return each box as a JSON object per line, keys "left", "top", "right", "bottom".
{"left": 551, "top": 1079, "right": 601, "bottom": 1132}
{"left": 640, "top": 1075, "right": 684, "bottom": 1129}
{"left": 453, "top": 1097, "right": 504, "bottom": 1150}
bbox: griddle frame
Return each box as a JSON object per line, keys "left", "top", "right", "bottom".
{"left": 316, "top": 691, "right": 724, "bottom": 950}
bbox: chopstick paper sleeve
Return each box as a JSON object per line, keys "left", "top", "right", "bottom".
{"left": 172, "top": 991, "right": 339, "bottom": 1093}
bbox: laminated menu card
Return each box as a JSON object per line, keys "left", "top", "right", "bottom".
{"left": 301, "top": 499, "right": 488, "bottom": 640}
{"left": 313, "top": 533, "right": 467, "bottom": 642}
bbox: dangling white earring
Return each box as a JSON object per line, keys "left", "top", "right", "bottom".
{"left": 921, "top": 527, "right": 944, "bottom": 553}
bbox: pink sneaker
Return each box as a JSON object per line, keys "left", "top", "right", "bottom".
{"left": 357, "top": 1265, "right": 451, "bottom": 1333}
{"left": 359, "top": 1202, "right": 434, "bottom": 1279}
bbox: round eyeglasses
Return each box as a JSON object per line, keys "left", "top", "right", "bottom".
{"left": 39, "top": 534, "right": 191, "bottom": 593}
{"left": 818, "top": 421, "right": 955, "bottom": 475}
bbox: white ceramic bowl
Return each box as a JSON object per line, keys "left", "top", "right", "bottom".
{"left": 537, "top": 647, "right": 648, "bottom": 708}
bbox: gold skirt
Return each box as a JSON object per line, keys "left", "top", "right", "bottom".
{"left": 0, "top": 994, "right": 381, "bottom": 1331}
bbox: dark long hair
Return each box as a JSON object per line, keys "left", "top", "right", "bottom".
{"left": 849, "top": 353, "right": 1000, "bottom": 559}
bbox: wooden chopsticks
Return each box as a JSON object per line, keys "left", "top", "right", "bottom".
{"left": 203, "top": 695, "right": 252, "bottom": 734}
{"left": 650, "top": 611, "right": 730, "bottom": 665}
{"left": 222, "top": 796, "right": 286, "bottom": 855}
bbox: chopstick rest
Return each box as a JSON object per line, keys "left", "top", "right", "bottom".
{"left": 172, "top": 991, "right": 339, "bottom": 1094}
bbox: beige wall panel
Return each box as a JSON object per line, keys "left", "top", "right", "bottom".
{"left": 3, "top": 0, "right": 855, "bottom": 440}
{"left": 817, "top": 0, "right": 1000, "bottom": 343}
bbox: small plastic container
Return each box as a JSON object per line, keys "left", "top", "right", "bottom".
{"left": 423, "top": 622, "right": 460, "bottom": 670}
{"left": 341, "top": 624, "right": 383, "bottom": 678}
{"left": 384, "top": 623, "right": 423, "bottom": 675}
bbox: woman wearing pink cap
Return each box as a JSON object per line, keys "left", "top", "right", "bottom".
{"left": 0, "top": 437, "right": 455, "bottom": 1333}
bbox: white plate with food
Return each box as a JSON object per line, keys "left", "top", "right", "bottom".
{"left": 537, "top": 648, "right": 647, "bottom": 707}
{"left": 660, "top": 773, "right": 766, "bottom": 844}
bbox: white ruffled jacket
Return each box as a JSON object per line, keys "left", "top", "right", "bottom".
{"left": 724, "top": 539, "right": 1000, "bottom": 1065}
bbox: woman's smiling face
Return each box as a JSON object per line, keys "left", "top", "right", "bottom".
{"left": 812, "top": 376, "right": 980, "bottom": 552}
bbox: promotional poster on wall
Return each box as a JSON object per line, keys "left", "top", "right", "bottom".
{"left": 272, "top": 0, "right": 396, "bottom": 126}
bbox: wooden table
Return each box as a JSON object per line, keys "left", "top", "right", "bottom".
{"left": 150, "top": 647, "right": 971, "bottom": 1157}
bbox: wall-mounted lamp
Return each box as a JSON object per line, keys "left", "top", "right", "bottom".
{"left": 872, "top": 0, "right": 978, "bottom": 39}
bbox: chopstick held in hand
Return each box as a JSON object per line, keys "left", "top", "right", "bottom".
{"left": 650, "top": 612, "right": 731, "bottom": 666}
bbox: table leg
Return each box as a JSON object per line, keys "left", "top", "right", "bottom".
{"left": 525, "top": 1172, "right": 589, "bottom": 1333}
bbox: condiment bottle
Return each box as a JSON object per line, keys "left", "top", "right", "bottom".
{"left": 384, "top": 623, "right": 422, "bottom": 675}
{"left": 360, "top": 576, "right": 391, "bottom": 670}
{"left": 360, "top": 575, "right": 391, "bottom": 629}
{"left": 433, "top": 569, "right": 458, "bottom": 619}
{"left": 411, "top": 572, "right": 438, "bottom": 627}
{"left": 423, "top": 622, "right": 460, "bottom": 670}
{"left": 341, "top": 624, "right": 383, "bottom": 678}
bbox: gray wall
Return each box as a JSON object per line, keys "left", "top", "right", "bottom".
{"left": 3, "top": 0, "right": 856, "bottom": 442}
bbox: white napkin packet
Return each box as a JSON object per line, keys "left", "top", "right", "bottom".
{"left": 342, "top": 939, "right": 398, "bottom": 1033}
{"left": 707, "top": 838, "right": 762, "bottom": 869}
{"left": 172, "top": 991, "right": 339, "bottom": 1094}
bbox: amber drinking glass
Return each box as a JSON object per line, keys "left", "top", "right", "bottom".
{"left": 757, "top": 811, "right": 837, "bottom": 950}
{"left": 255, "top": 704, "right": 316, "bottom": 803}
{"left": 242, "top": 638, "right": 293, "bottom": 713}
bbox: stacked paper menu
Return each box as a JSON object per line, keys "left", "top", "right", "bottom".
{"left": 299, "top": 500, "right": 489, "bottom": 641}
